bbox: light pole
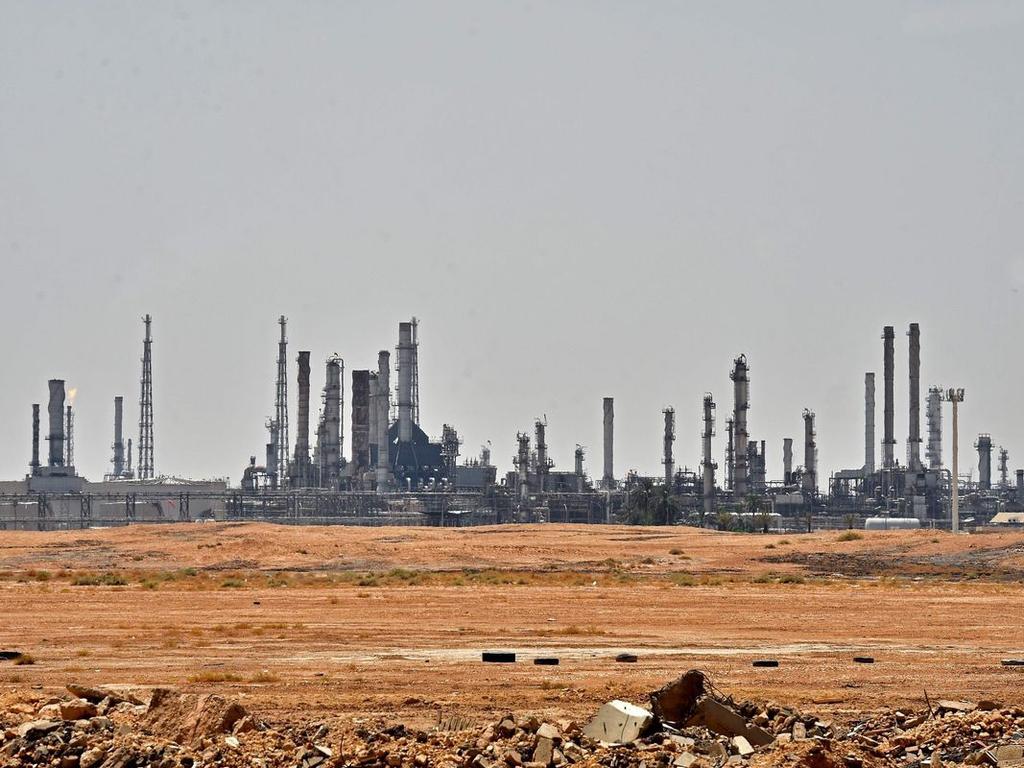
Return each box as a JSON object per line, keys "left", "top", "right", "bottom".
{"left": 941, "top": 388, "right": 965, "bottom": 533}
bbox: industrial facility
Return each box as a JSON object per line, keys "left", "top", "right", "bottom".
{"left": 1, "top": 315, "right": 1021, "bottom": 531}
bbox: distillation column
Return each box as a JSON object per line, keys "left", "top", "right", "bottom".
{"left": 376, "top": 350, "right": 392, "bottom": 488}
{"left": 725, "top": 418, "right": 734, "bottom": 490}
{"left": 30, "top": 404, "right": 40, "bottom": 476}
{"left": 663, "top": 407, "right": 675, "bottom": 487}
{"left": 976, "top": 434, "right": 992, "bottom": 490}
{"left": 702, "top": 394, "right": 716, "bottom": 521}
{"left": 783, "top": 437, "right": 793, "bottom": 485}
{"left": 602, "top": 397, "right": 614, "bottom": 490}
{"left": 802, "top": 409, "right": 817, "bottom": 495}
{"left": 926, "top": 386, "right": 943, "bottom": 470}
{"left": 864, "top": 373, "right": 875, "bottom": 474}
{"left": 882, "top": 326, "right": 895, "bottom": 470}
{"left": 112, "top": 396, "right": 125, "bottom": 477}
{"left": 907, "top": 323, "right": 922, "bottom": 471}
{"left": 323, "top": 357, "right": 342, "bottom": 488}
{"left": 575, "top": 445, "right": 585, "bottom": 493}
{"left": 730, "top": 356, "right": 749, "bottom": 496}
{"left": 397, "top": 323, "right": 415, "bottom": 444}
{"left": 535, "top": 419, "right": 549, "bottom": 493}
{"left": 47, "top": 379, "right": 65, "bottom": 467}
{"left": 293, "top": 351, "right": 312, "bottom": 487}
{"left": 516, "top": 432, "right": 530, "bottom": 500}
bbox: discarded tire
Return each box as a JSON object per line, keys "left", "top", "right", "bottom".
{"left": 853, "top": 657, "right": 875, "bottom": 664}
{"left": 0, "top": 651, "right": 22, "bottom": 661}
{"left": 615, "top": 653, "right": 638, "bottom": 663}
{"left": 752, "top": 660, "right": 779, "bottom": 668}
{"left": 533, "top": 657, "right": 560, "bottom": 666}
{"left": 481, "top": 652, "right": 516, "bottom": 663}
{"left": 1001, "top": 659, "right": 1024, "bottom": 667}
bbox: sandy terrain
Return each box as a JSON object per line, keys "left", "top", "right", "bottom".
{"left": 2, "top": 523, "right": 1023, "bottom": 730}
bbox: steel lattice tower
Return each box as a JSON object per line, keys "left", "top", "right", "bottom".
{"left": 275, "top": 315, "right": 290, "bottom": 483}
{"left": 139, "top": 314, "right": 154, "bottom": 479}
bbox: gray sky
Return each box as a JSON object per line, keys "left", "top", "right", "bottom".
{"left": 1, "top": 1, "right": 1022, "bottom": 486}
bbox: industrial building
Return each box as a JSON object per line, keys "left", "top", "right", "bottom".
{"left": 2, "top": 313, "right": 1021, "bottom": 531}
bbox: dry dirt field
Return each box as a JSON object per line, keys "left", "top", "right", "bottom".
{"left": 2, "top": 523, "right": 1024, "bottom": 731}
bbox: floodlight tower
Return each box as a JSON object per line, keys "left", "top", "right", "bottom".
{"left": 941, "top": 388, "right": 965, "bottom": 533}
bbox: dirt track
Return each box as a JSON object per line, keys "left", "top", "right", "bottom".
{"left": 2, "top": 523, "right": 1023, "bottom": 730}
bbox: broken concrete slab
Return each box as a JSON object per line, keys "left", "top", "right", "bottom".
{"left": 649, "top": 670, "right": 706, "bottom": 725}
{"left": 936, "top": 700, "right": 976, "bottom": 714}
{"left": 731, "top": 736, "right": 754, "bottom": 756}
{"left": 582, "top": 700, "right": 654, "bottom": 745}
{"left": 17, "top": 719, "right": 61, "bottom": 740}
{"left": 688, "top": 698, "right": 774, "bottom": 747}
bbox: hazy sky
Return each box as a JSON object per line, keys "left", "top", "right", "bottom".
{"left": 1, "top": 1, "right": 1022, "bottom": 486}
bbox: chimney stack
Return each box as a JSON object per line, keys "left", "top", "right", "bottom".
{"left": 882, "top": 327, "right": 895, "bottom": 469}
{"left": 907, "top": 323, "right": 922, "bottom": 470}
{"left": 376, "top": 351, "right": 392, "bottom": 487}
{"left": 351, "top": 370, "right": 371, "bottom": 479}
{"left": 783, "top": 437, "right": 793, "bottom": 484}
{"left": 294, "top": 351, "right": 311, "bottom": 487}
{"left": 926, "top": 386, "right": 943, "bottom": 470}
{"left": 30, "top": 404, "right": 40, "bottom": 476}
{"left": 663, "top": 407, "right": 675, "bottom": 487}
{"left": 730, "top": 356, "right": 750, "bottom": 495}
{"left": 864, "top": 373, "right": 875, "bottom": 474}
{"left": 802, "top": 409, "right": 817, "bottom": 495}
{"left": 112, "top": 396, "right": 125, "bottom": 477}
{"left": 702, "top": 394, "right": 716, "bottom": 521}
{"left": 976, "top": 434, "right": 992, "bottom": 490}
{"left": 47, "top": 379, "right": 65, "bottom": 467}
{"left": 602, "top": 397, "right": 614, "bottom": 489}
{"left": 397, "top": 323, "right": 415, "bottom": 443}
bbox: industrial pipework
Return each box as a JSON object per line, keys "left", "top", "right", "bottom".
{"left": 702, "top": 394, "right": 716, "bottom": 521}
{"left": 730, "top": 355, "right": 750, "bottom": 496}
{"left": 663, "top": 407, "right": 675, "bottom": 487}
{"left": 907, "top": 323, "right": 922, "bottom": 470}
{"left": 575, "top": 444, "right": 585, "bottom": 493}
{"left": 998, "top": 447, "right": 1010, "bottom": 489}
{"left": 882, "top": 326, "right": 895, "bottom": 470}
{"left": 725, "top": 418, "right": 735, "bottom": 490}
{"left": 602, "top": 397, "right": 614, "bottom": 490}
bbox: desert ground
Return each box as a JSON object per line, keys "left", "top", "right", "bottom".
{"left": 2, "top": 523, "right": 1024, "bottom": 733}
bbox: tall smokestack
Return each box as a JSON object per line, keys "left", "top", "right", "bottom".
{"left": 802, "top": 409, "right": 817, "bottom": 495}
{"left": 663, "top": 407, "right": 675, "bottom": 487}
{"left": 783, "top": 437, "right": 793, "bottom": 484}
{"left": 907, "top": 323, "right": 922, "bottom": 470}
{"left": 47, "top": 379, "right": 65, "bottom": 467}
{"left": 376, "top": 350, "right": 392, "bottom": 487}
{"left": 30, "top": 404, "right": 40, "bottom": 476}
{"left": 1017, "top": 469, "right": 1024, "bottom": 502}
{"left": 926, "top": 386, "right": 942, "bottom": 470}
{"left": 730, "top": 355, "right": 749, "bottom": 496}
{"left": 882, "top": 326, "right": 895, "bottom": 469}
{"left": 864, "top": 373, "right": 875, "bottom": 474}
{"left": 602, "top": 397, "right": 614, "bottom": 489}
{"left": 702, "top": 394, "right": 716, "bottom": 522}
{"left": 351, "top": 370, "right": 371, "bottom": 480}
{"left": 575, "top": 444, "right": 585, "bottom": 493}
{"left": 65, "top": 404, "right": 74, "bottom": 469}
{"left": 516, "top": 432, "right": 530, "bottom": 500}
{"left": 976, "top": 434, "right": 992, "bottom": 490}
{"left": 112, "top": 396, "right": 125, "bottom": 477}
{"left": 535, "top": 419, "right": 549, "bottom": 493}
{"left": 724, "top": 418, "right": 734, "bottom": 490}
{"left": 294, "top": 351, "right": 311, "bottom": 486}
{"left": 323, "top": 356, "right": 342, "bottom": 488}
{"left": 397, "top": 322, "right": 414, "bottom": 443}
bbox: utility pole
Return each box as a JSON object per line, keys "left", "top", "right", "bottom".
{"left": 942, "top": 388, "right": 965, "bottom": 533}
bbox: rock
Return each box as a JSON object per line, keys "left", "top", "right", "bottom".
{"left": 937, "top": 700, "right": 977, "bottom": 714}
{"left": 675, "top": 753, "right": 698, "bottom": 767}
{"left": 225, "top": 735, "right": 240, "bottom": 748}
{"left": 79, "top": 748, "right": 106, "bottom": 768}
{"left": 731, "top": 736, "right": 754, "bottom": 757}
{"left": 38, "top": 704, "right": 61, "bottom": 719}
{"left": 144, "top": 689, "right": 247, "bottom": 745}
{"left": 689, "top": 699, "right": 774, "bottom": 747}
{"left": 582, "top": 700, "right": 654, "bottom": 745}
{"left": 534, "top": 736, "right": 554, "bottom": 766}
{"left": 17, "top": 720, "right": 61, "bottom": 740}
{"left": 649, "top": 671, "right": 706, "bottom": 726}
{"left": 66, "top": 684, "right": 139, "bottom": 705}
{"left": 536, "top": 723, "right": 560, "bottom": 741}
{"left": 61, "top": 699, "right": 98, "bottom": 721}
{"left": 61, "top": 756, "right": 80, "bottom": 768}
{"left": 793, "top": 722, "right": 807, "bottom": 741}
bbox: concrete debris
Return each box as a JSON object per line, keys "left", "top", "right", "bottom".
{"left": 582, "top": 700, "right": 654, "bottom": 744}
{"left": 2, "top": 673, "right": 1023, "bottom": 768}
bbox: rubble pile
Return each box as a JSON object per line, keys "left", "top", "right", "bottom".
{"left": 1, "top": 673, "right": 1022, "bottom": 768}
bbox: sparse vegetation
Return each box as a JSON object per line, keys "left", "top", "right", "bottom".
{"left": 12, "top": 653, "right": 35, "bottom": 665}
{"left": 837, "top": 531, "right": 864, "bottom": 542}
